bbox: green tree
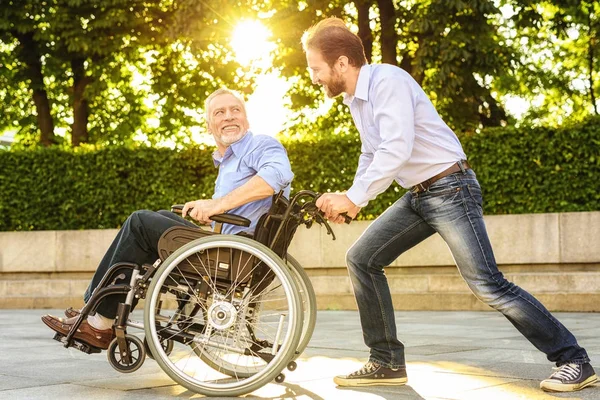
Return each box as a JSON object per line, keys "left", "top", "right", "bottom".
{"left": 0, "top": 1, "right": 57, "bottom": 146}
{"left": 266, "top": 0, "right": 516, "bottom": 134}
{"left": 0, "top": 0, "right": 249, "bottom": 147}
{"left": 500, "top": 0, "right": 599, "bottom": 125}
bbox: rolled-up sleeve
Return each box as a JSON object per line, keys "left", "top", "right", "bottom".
{"left": 250, "top": 137, "right": 294, "bottom": 192}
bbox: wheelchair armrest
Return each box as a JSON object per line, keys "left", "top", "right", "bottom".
{"left": 210, "top": 213, "right": 251, "bottom": 227}
{"left": 171, "top": 205, "right": 251, "bottom": 228}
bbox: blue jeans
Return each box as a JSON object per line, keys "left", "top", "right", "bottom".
{"left": 84, "top": 210, "right": 198, "bottom": 318}
{"left": 346, "top": 169, "right": 590, "bottom": 369}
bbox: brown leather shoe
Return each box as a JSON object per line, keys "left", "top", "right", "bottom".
{"left": 41, "top": 314, "right": 114, "bottom": 350}
{"left": 64, "top": 307, "right": 81, "bottom": 318}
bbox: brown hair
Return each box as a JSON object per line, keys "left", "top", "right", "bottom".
{"left": 302, "top": 17, "right": 367, "bottom": 68}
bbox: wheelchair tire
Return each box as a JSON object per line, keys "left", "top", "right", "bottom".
{"left": 285, "top": 253, "right": 317, "bottom": 360}
{"left": 143, "top": 235, "right": 302, "bottom": 397}
{"left": 197, "top": 253, "right": 316, "bottom": 377}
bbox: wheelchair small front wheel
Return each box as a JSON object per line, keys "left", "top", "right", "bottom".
{"left": 107, "top": 334, "right": 146, "bottom": 373}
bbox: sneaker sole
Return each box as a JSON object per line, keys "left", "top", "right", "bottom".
{"left": 540, "top": 374, "right": 598, "bottom": 392}
{"left": 333, "top": 377, "right": 408, "bottom": 387}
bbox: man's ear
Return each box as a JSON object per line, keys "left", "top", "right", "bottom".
{"left": 338, "top": 55, "right": 349, "bottom": 72}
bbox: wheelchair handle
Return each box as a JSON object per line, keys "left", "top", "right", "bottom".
{"left": 310, "top": 192, "right": 353, "bottom": 224}
{"left": 339, "top": 212, "right": 353, "bottom": 225}
{"left": 170, "top": 205, "right": 251, "bottom": 227}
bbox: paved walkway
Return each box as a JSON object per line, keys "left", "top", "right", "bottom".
{"left": 1, "top": 310, "right": 598, "bottom": 399}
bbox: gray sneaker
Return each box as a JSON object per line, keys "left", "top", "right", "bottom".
{"left": 540, "top": 362, "right": 597, "bottom": 392}
{"left": 333, "top": 361, "right": 408, "bottom": 387}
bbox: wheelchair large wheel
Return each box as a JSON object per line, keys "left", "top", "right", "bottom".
{"left": 285, "top": 254, "right": 317, "bottom": 360}
{"left": 197, "top": 253, "right": 316, "bottom": 377}
{"left": 143, "top": 235, "right": 302, "bottom": 397}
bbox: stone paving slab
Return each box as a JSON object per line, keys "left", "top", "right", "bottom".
{"left": 0, "top": 310, "right": 598, "bottom": 399}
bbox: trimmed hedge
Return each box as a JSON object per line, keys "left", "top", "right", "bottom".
{"left": 1, "top": 117, "right": 599, "bottom": 230}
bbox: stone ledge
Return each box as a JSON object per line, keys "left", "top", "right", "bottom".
{"left": 3, "top": 273, "right": 600, "bottom": 312}
{"left": 316, "top": 293, "right": 600, "bottom": 312}
{"left": 2, "top": 212, "right": 599, "bottom": 273}
{"left": 308, "top": 271, "right": 600, "bottom": 295}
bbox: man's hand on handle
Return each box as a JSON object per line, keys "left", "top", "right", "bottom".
{"left": 316, "top": 193, "right": 360, "bottom": 224}
{"left": 181, "top": 199, "right": 226, "bottom": 225}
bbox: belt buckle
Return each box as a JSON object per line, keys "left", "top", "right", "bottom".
{"left": 411, "top": 183, "right": 426, "bottom": 194}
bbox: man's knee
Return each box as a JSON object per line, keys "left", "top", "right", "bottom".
{"left": 467, "top": 276, "right": 516, "bottom": 308}
{"left": 129, "top": 209, "right": 156, "bottom": 225}
{"left": 346, "top": 242, "right": 369, "bottom": 270}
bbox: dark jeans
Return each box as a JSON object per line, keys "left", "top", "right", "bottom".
{"left": 83, "top": 210, "right": 198, "bottom": 318}
{"left": 346, "top": 169, "right": 590, "bottom": 368}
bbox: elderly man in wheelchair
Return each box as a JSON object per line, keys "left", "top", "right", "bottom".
{"left": 41, "top": 88, "right": 346, "bottom": 397}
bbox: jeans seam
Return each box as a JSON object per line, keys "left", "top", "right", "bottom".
{"left": 461, "top": 187, "right": 568, "bottom": 335}
{"left": 370, "top": 272, "right": 395, "bottom": 365}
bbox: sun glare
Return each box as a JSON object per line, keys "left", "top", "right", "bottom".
{"left": 229, "top": 19, "right": 291, "bottom": 138}
{"left": 231, "top": 20, "right": 275, "bottom": 67}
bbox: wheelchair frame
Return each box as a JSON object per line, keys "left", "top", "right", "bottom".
{"left": 52, "top": 190, "right": 341, "bottom": 397}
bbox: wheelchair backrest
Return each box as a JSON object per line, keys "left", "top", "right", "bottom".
{"left": 252, "top": 192, "right": 301, "bottom": 260}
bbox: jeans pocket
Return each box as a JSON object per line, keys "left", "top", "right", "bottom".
{"left": 426, "top": 173, "right": 463, "bottom": 196}
{"left": 466, "top": 184, "right": 484, "bottom": 215}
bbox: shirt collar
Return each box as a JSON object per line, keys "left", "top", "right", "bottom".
{"left": 343, "top": 64, "right": 371, "bottom": 106}
{"left": 212, "top": 130, "right": 253, "bottom": 167}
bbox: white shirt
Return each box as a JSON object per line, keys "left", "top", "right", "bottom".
{"left": 344, "top": 64, "right": 467, "bottom": 207}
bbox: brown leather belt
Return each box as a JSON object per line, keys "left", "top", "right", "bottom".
{"left": 410, "top": 160, "right": 471, "bottom": 194}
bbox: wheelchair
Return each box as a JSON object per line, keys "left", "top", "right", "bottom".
{"left": 51, "top": 190, "right": 348, "bottom": 397}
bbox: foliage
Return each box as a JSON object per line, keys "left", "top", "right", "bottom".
{"left": 0, "top": 0, "right": 254, "bottom": 147}
{"left": 3, "top": 0, "right": 598, "bottom": 148}
{"left": 498, "top": 0, "right": 600, "bottom": 125}
{"left": 267, "top": 0, "right": 516, "bottom": 133}
{"left": 463, "top": 115, "right": 600, "bottom": 214}
{"left": 1, "top": 117, "right": 598, "bottom": 231}
{"left": 0, "top": 146, "right": 216, "bottom": 230}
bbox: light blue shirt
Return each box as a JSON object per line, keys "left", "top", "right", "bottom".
{"left": 212, "top": 131, "right": 293, "bottom": 235}
{"left": 344, "top": 64, "right": 467, "bottom": 207}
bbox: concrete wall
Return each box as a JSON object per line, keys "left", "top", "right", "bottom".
{"left": 1, "top": 211, "right": 599, "bottom": 311}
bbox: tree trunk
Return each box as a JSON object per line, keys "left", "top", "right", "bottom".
{"left": 355, "top": 0, "right": 373, "bottom": 63}
{"left": 377, "top": 0, "right": 397, "bottom": 65}
{"left": 15, "top": 31, "right": 55, "bottom": 146}
{"left": 401, "top": 40, "right": 425, "bottom": 85}
{"left": 586, "top": 8, "right": 598, "bottom": 115}
{"left": 71, "top": 57, "right": 91, "bottom": 147}
{"left": 399, "top": 51, "right": 413, "bottom": 74}
{"left": 481, "top": 93, "right": 508, "bottom": 127}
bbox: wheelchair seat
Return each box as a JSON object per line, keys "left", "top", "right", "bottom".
{"left": 156, "top": 192, "right": 302, "bottom": 285}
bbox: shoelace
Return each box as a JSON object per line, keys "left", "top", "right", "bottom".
{"left": 551, "top": 363, "right": 580, "bottom": 380}
{"left": 350, "top": 361, "right": 379, "bottom": 377}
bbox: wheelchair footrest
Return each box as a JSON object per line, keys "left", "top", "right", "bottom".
{"left": 53, "top": 333, "right": 102, "bottom": 354}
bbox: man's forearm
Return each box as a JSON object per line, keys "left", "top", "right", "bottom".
{"left": 218, "top": 175, "right": 275, "bottom": 212}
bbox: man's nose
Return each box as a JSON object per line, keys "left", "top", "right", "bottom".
{"left": 224, "top": 110, "right": 234, "bottom": 119}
